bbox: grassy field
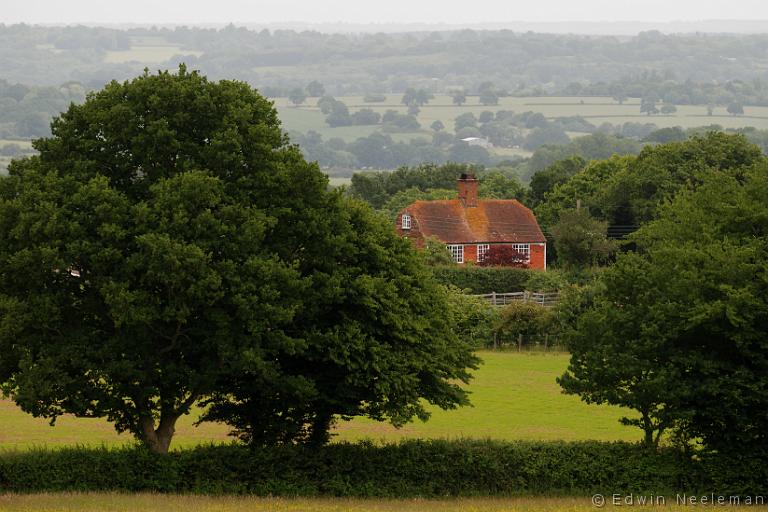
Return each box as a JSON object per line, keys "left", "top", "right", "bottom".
{"left": 0, "top": 494, "right": 765, "bottom": 512}
{"left": 0, "top": 352, "right": 637, "bottom": 451}
{"left": 328, "top": 176, "right": 352, "bottom": 187}
{"left": 272, "top": 95, "right": 768, "bottom": 145}
{"left": 104, "top": 37, "right": 203, "bottom": 64}
{"left": 0, "top": 140, "right": 33, "bottom": 150}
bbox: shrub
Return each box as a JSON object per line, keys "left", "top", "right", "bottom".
{"left": 2, "top": 440, "right": 761, "bottom": 496}
{"left": 493, "top": 301, "right": 558, "bottom": 350}
{"left": 431, "top": 266, "right": 534, "bottom": 294}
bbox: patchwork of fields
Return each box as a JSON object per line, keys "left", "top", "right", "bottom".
{"left": 273, "top": 94, "right": 768, "bottom": 146}
{"left": 0, "top": 352, "right": 637, "bottom": 451}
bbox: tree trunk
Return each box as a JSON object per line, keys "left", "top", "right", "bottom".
{"left": 307, "top": 411, "right": 334, "bottom": 447}
{"left": 140, "top": 413, "right": 179, "bottom": 455}
{"left": 641, "top": 412, "right": 655, "bottom": 449}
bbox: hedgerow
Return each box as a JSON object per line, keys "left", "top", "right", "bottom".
{"left": 0, "top": 440, "right": 764, "bottom": 496}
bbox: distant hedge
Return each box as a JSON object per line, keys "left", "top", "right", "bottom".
{"left": 0, "top": 440, "right": 764, "bottom": 496}
{"left": 431, "top": 266, "right": 532, "bottom": 294}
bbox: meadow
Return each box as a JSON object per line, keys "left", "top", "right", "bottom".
{"left": 273, "top": 94, "right": 768, "bottom": 147}
{"left": 0, "top": 352, "right": 638, "bottom": 451}
{"left": 104, "top": 37, "right": 203, "bottom": 64}
{"left": 2, "top": 494, "right": 766, "bottom": 512}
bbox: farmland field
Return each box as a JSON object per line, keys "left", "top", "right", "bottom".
{"left": 0, "top": 352, "right": 638, "bottom": 451}
{"left": 273, "top": 95, "right": 768, "bottom": 144}
{"left": 0, "top": 494, "right": 765, "bottom": 512}
{"left": 104, "top": 37, "right": 203, "bottom": 64}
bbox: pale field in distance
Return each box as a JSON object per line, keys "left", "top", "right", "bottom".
{"left": 104, "top": 36, "right": 203, "bottom": 64}
{"left": 273, "top": 95, "right": 768, "bottom": 141}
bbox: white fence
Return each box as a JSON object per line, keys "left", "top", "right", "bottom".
{"left": 474, "top": 291, "right": 560, "bottom": 307}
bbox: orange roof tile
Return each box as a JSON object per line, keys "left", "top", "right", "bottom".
{"left": 405, "top": 199, "right": 545, "bottom": 244}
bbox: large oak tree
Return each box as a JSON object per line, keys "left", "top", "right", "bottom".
{"left": 0, "top": 66, "right": 477, "bottom": 453}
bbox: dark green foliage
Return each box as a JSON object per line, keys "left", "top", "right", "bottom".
{"left": 550, "top": 209, "right": 617, "bottom": 268}
{"left": 528, "top": 155, "right": 586, "bottom": 205}
{"left": 527, "top": 133, "right": 642, "bottom": 176}
{"left": 536, "top": 132, "right": 763, "bottom": 229}
{"left": 0, "top": 67, "right": 478, "bottom": 453}
{"left": 430, "top": 266, "right": 534, "bottom": 294}
{"left": 493, "top": 302, "right": 557, "bottom": 350}
{"left": 560, "top": 163, "right": 768, "bottom": 453}
{"left": 349, "top": 162, "right": 476, "bottom": 209}
{"left": 201, "top": 199, "right": 479, "bottom": 446}
{"left": 3, "top": 440, "right": 761, "bottom": 496}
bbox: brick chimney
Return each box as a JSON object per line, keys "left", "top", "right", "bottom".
{"left": 457, "top": 173, "right": 478, "bottom": 208}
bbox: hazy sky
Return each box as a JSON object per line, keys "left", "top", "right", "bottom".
{"left": 2, "top": 0, "right": 767, "bottom": 25}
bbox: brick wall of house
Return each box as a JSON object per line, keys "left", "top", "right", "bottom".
{"left": 529, "top": 243, "right": 546, "bottom": 271}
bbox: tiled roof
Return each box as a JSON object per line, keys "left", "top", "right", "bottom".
{"left": 405, "top": 199, "right": 546, "bottom": 244}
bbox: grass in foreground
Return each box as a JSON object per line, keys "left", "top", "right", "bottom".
{"left": 1, "top": 494, "right": 766, "bottom": 512}
{"left": 336, "top": 352, "right": 637, "bottom": 443}
{"left": 0, "top": 352, "right": 637, "bottom": 451}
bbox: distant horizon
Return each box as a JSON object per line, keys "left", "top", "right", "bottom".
{"left": 4, "top": 0, "right": 768, "bottom": 34}
{"left": 9, "top": 19, "right": 768, "bottom": 36}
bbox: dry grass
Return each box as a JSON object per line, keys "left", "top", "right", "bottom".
{"left": 0, "top": 493, "right": 765, "bottom": 511}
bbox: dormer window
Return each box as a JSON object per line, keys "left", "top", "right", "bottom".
{"left": 401, "top": 213, "right": 411, "bottom": 230}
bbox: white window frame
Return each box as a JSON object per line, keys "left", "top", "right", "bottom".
{"left": 512, "top": 243, "right": 531, "bottom": 262}
{"left": 477, "top": 244, "right": 490, "bottom": 262}
{"left": 401, "top": 213, "right": 411, "bottom": 230}
{"left": 446, "top": 244, "right": 464, "bottom": 264}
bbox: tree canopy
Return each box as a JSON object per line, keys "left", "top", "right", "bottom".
{"left": 0, "top": 66, "right": 478, "bottom": 453}
{"left": 559, "top": 162, "right": 768, "bottom": 452}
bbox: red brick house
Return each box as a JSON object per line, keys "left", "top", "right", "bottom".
{"left": 396, "top": 173, "right": 547, "bottom": 269}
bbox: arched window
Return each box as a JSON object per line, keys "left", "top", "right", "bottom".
{"left": 401, "top": 213, "right": 411, "bottom": 230}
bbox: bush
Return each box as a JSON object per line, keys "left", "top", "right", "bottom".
{"left": 493, "top": 301, "right": 558, "bottom": 350}
{"left": 2, "top": 440, "right": 761, "bottom": 496}
{"left": 431, "top": 266, "right": 534, "bottom": 294}
{"left": 447, "top": 288, "right": 499, "bottom": 349}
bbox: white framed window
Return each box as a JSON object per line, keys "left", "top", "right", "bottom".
{"left": 477, "top": 244, "right": 490, "bottom": 262}
{"left": 401, "top": 213, "right": 411, "bottom": 230}
{"left": 447, "top": 244, "right": 464, "bottom": 264}
{"left": 512, "top": 243, "right": 531, "bottom": 262}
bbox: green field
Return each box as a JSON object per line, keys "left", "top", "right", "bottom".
{"left": 0, "top": 494, "right": 764, "bottom": 511}
{"left": 272, "top": 95, "right": 768, "bottom": 146}
{"left": 0, "top": 352, "right": 637, "bottom": 451}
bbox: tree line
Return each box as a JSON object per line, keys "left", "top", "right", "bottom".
{"left": 6, "top": 24, "right": 768, "bottom": 105}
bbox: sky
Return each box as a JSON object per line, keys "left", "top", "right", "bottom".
{"left": 2, "top": 0, "right": 767, "bottom": 26}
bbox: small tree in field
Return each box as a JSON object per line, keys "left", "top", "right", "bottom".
{"left": 288, "top": 87, "right": 307, "bottom": 106}
{"left": 477, "top": 245, "right": 529, "bottom": 268}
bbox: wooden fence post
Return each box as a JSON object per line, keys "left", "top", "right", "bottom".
{"left": 518, "top": 333, "right": 523, "bottom": 352}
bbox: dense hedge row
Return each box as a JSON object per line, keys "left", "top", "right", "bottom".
{"left": 431, "top": 267, "right": 533, "bottom": 294}
{"left": 0, "top": 440, "right": 764, "bottom": 496}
